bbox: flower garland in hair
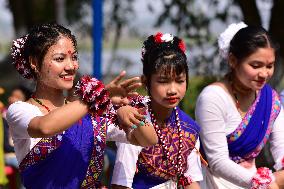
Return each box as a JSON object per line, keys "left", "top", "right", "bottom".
{"left": 11, "top": 35, "right": 34, "bottom": 79}
{"left": 75, "top": 75, "right": 111, "bottom": 117}
{"left": 142, "top": 32, "right": 186, "bottom": 60}
{"left": 250, "top": 167, "right": 275, "bottom": 189}
{"left": 218, "top": 22, "right": 247, "bottom": 59}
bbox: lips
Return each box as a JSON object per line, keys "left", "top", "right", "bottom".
{"left": 165, "top": 97, "right": 179, "bottom": 104}
{"left": 60, "top": 75, "right": 74, "bottom": 81}
{"left": 255, "top": 80, "right": 265, "bottom": 85}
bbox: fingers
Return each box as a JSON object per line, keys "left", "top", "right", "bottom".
{"left": 123, "top": 108, "right": 146, "bottom": 129}
{"left": 124, "top": 82, "right": 142, "bottom": 94}
{"left": 110, "top": 96, "right": 130, "bottom": 106}
{"left": 133, "top": 108, "right": 146, "bottom": 120}
{"left": 129, "top": 114, "right": 143, "bottom": 128}
{"left": 120, "top": 77, "right": 141, "bottom": 89}
{"left": 128, "top": 92, "right": 139, "bottom": 97}
{"left": 112, "top": 70, "right": 126, "bottom": 85}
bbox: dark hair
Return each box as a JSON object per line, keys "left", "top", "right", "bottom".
{"left": 229, "top": 26, "right": 278, "bottom": 62}
{"left": 24, "top": 23, "right": 77, "bottom": 77}
{"left": 141, "top": 34, "right": 189, "bottom": 90}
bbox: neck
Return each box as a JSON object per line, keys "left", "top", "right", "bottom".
{"left": 34, "top": 82, "right": 65, "bottom": 107}
{"left": 150, "top": 99, "right": 173, "bottom": 126}
{"left": 227, "top": 73, "right": 254, "bottom": 96}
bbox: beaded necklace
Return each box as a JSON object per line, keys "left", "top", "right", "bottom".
{"left": 148, "top": 104, "right": 184, "bottom": 174}
{"left": 31, "top": 94, "right": 67, "bottom": 112}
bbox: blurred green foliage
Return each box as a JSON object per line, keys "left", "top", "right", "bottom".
{"left": 181, "top": 76, "right": 217, "bottom": 118}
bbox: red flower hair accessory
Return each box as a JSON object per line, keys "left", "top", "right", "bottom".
{"left": 75, "top": 75, "right": 111, "bottom": 116}
{"left": 154, "top": 32, "right": 163, "bottom": 43}
{"left": 11, "top": 35, "right": 34, "bottom": 79}
{"left": 250, "top": 167, "right": 275, "bottom": 189}
{"left": 178, "top": 40, "right": 186, "bottom": 53}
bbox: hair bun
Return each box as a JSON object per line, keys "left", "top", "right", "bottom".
{"left": 141, "top": 32, "right": 186, "bottom": 61}
{"left": 218, "top": 22, "right": 247, "bottom": 59}
{"left": 11, "top": 35, "right": 34, "bottom": 79}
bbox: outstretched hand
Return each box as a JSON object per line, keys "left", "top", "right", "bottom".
{"left": 105, "top": 71, "right": 142, "bottom": 106}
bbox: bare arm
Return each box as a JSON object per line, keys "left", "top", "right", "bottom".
{"left": 185, "top": 182, "right": 201, "bottom": 189}
{"left": 117, "top": 105, "right": 158, "bottom": 147}
{"left": 273, "top": 170, "right": 284, "bottom": 188}
{"left": 28, "top": 100, "right": 88, "bottom": 138}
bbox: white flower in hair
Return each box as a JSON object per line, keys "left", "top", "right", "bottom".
{"left": 218, "top": 22, "right": 247, "bottom": 59}
{"left": 161, "top": 33, "right": 174, "bottom": 42}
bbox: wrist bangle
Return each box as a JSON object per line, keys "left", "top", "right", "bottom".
{"left": 250, "top": 167, "right": 275, "bottom": 189}
{"left": 75, "top": 75, "right": 111, "bottom": 116}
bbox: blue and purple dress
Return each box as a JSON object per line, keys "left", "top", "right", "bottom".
{"left": 132, "top": 107, "right": 201, "bottom": 188}
{"left": 19, "top": 114, "right": 108, "bottom": 188}
{"left": 6, "top": 101, "right": 128, "bottom": 189}
{"left": 196, "top": 84, "right": 284, "bottom": 188}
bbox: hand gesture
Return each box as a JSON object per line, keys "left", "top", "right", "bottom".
{"left": 117, "top": 105, "right": 146, "bottom": 132}
{"left": 105, "top": 71, "right": 142, "bottom": 106}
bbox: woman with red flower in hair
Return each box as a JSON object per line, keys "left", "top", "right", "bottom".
{"left": 6, "top": 23, "right": 157, "bottom": 189}
{"left": 111, "top": 33, "right": 204, "bottom": 189}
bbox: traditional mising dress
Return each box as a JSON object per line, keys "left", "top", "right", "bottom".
{"left": 112, "top": 96, "right": 203, "bottom": 189}
{"left": 196, "top": 84, "right": 284, "bottom": 188}
{"left": 6, "top": 101, "right": 128, "bottom": 189}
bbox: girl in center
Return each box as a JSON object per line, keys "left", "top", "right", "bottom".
{"left": 111, "top": 32, "right": 203, "bottom": 189}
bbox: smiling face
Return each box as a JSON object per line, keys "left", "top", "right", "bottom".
{"left": 149, "top": 68, "right": 187, "bottom": 110}
{"left": 232, "top": 47, "right": 275, "bottom": 91}
{"left": 36, "top": 36, "right": 79, "bottom": 90}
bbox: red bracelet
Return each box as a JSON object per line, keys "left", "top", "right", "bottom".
{"left": 75, "top": 75, "right": 111, "bottom": 116}
{"left": 250, "top": 167, "right": 275, "bottom": 189}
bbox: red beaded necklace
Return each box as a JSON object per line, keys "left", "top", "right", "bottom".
{"left": 148, "top": 104, "right": 184, "bottom": 174}
{"left": 31, "top": 94, "right": 67, "bottom": 112}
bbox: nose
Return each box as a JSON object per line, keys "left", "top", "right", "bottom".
{"left": 258, "top": 68, "right": 269, "bottom": 79}
{"left": 167, "top": 83, "right": 177, "bottom": 95}
{"left": 66, "top": 60, "right": 78, "bottom": 71}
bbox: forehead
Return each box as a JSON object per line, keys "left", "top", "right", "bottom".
{"left": 243, "top": 47, "right": 275, "bottom": 63}
{"left": 48, "top": 37, "right": 75, "bottom": 52}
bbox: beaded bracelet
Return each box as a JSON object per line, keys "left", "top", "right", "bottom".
{"left": 250, "top": 167, "right": 275, "bottom": 189}
{"left": 75, "top": 75, "right": 111, "bottom": 117}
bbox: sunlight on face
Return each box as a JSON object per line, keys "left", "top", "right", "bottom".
{"left": 149, "top": 68, "right": 187, "bottom": 110}
{"left": 37, "top": 36, "right": 79, "bottom": 91}
{"left": 234, "top": 47, "right": 275, "bottom": 91}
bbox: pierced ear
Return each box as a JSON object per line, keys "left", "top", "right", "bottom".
{"left": 29, "top": 56, "right": 38, "bottom": 72}
{"left": 228, "top": 53, "right": 237, "bottom": 69}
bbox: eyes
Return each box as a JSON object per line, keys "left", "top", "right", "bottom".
{"left": 157, "top": 77, "right": 186, "bottom": 84}
{"left": 53, "top": 53, "right": 78, "bottom": 62}
{"left": 250, "top": 62, "right": 274, "bottom": 69}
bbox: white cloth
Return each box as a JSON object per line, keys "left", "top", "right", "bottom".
{"left": 6, "top": 101, "right": 128, "bottom": 163}
{"left": 111, "top": 140, "right": 203, "bottom": 188}
{"left": 195, "top": 85, "right": 284, "bottom": 188}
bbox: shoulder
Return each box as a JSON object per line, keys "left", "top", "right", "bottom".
{"left": 196, "top": 83, "right": 230, "bottom": 105}
{"left": 178, "top": 108, "right": 200, "bottom": 133}
{"left": 6, "top": 101, "right": 42, "bottom": 127}
{"left": 7, "top": 101, "right": 41, "bottom": 117}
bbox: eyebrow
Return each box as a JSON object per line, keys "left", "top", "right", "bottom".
{"left": 52, "top": 51, "right": 78, "bottom": 56}
{"left": 251, "top": 60, "right": 275, "bottom": 65}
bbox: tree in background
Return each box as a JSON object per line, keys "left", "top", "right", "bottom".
{"left": 154, "top": 0, "right": 284, "bottom": 88}
{"left": 0, "top": 0, "right": 89, "bottom": 89}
